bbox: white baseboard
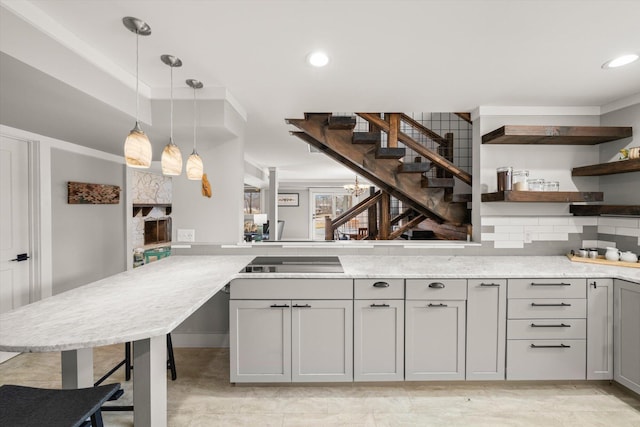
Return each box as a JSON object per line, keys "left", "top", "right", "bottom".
{"left": 171, "top": 333, "right": 229, "bottom": 348}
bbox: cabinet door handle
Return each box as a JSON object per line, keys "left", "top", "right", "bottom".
{"left": 530, "top": 282, "right": 571, "bottom": 286}
{"left": 530, "top": 302, "right": 571, "bottom": 307}
{"left": 480, "top": 283, "right": 500, "bottom": 287}
{"left": 370, "top": 303, "right": 390, "bottom": 308}
{"left": 293, "top": 304, "right": 311, "bottom": 308}
{"left": 530, "top": 343, "right": 571, "bottom": 349}
{"left": 270, "top": 304, "right": 290, "bottom": 308}
{"left": 428, "top": 282, "right": 445, "bottom": 289}
{"left": 530, "top": 323, "right": 571, "bottom": 328}
{"left": 373, "top": 281, "right": 390, "bottom": 288}
{"left": 427, "top": 303, "right": 448, "bottom": 307}
{"left": 590, "top": 281, "right": 597, "bottom": 289}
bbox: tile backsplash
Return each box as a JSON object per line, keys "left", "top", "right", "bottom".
{"left": 482, "top": 216, "right": 639, "bottom": 251}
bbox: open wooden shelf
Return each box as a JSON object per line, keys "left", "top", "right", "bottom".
{"left": 482, "top": 191, "right": 603, "bottom": 203}
{"left": 570, "top": 205, "right": 640, "bottom": 216}
{"left": 572, "top": 158, "right": 640, "bottom": 176}
{"left": 482, "top": 125, "right": 632, "bottom": 145}
{"left": 133, "top": 203, "right": 172, "bottom": 217}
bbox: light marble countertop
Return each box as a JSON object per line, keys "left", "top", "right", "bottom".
{"left": 1, "top": 255, "right": 638, "bottom": 353}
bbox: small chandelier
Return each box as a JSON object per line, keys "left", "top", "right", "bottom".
{"left": 185, "top": 79, "right": 204, "bottom": 180}
{"left": 160, "top": 54, "right": 183, "bottom": 176}
{"left": 344, "top": 176, "right": 370, "bottom": 197}
{"left": 122, "top": 17, "right": 152, "bottom": 168}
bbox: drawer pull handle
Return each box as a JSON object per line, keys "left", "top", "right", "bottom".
{"left": 530, "top": 282, "right": 571, "bottom": 286}
{"left": 530, "top": 344, "right": 571, "bottom": 349}
{"left": 370, "top": 303, "right": 390, "bottom": 308}
{"left": 427, "top": 303, "right": 448, "bottom": 308}
{"left": 373, "top": 282, "right": 390, "bottom": 288}
{"left": 530, "top": 302, "right": 571, "bottom": 307}
{"left": 480, "top": 283, "right": 500, "bottom": 287}
{"left": 428, "top": 282, "right": 445, "bottom": 289}
{"left": 530, "top": 323, "right": 571, "bottom": 328}
{"left": 270, "top": 304, "right": 290, "bottom": 308}
{"left": 293, "top": 304, "right": 311, "bottom": 308}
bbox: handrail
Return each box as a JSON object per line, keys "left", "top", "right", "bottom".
{"left": 357, "top": 113, "right": 472, "bottom": 186}
{"left": 331, "top": 191, "right": 382, "bottom": 229}
{"left": 399, "top": 114, "right": 448, "bottom": 145}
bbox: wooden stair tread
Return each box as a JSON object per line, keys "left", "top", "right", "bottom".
{"left": 328, "top": 116, "right": 356, "bottom": 129}
{"left": 398, "top": 162, "right": 432, "bottom": 173}
{"left": 421, "top": 177, "right": 455, "bottom": 188}
{"left": 352, "top": 132, "right": 380, "bottom": 144}
{"left": 376, "top": 147, "right": 406, "bottom": 159}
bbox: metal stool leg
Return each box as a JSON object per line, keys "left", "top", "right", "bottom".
{"left": 167, "top": 333, "right": 177, "bottom": 381}
{"left": 125, "top": 342, "right": 132, "bottom": 381}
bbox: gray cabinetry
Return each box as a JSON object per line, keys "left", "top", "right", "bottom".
{"left": 587, "top": 278, "right": 613, "bottom": 380}
{"left": 614, "top": 279, "right": 640, "bottom": 394}
{"left": 230, "top": 300, "right": 291, "bottom": 383}
{"left": 353, "top": 279, "right": 404, "bottom": 381}
{"left": 230, "top": 278, "right": 353, "bottom": 383}
{"left": 466, "top": 279, "right": 506, "bottom": 380}
{"left": 405, "top": 279, "right": 466, "bottom": 380}
{"left": 506, "top": 278, "right": 587, "bottom": 380}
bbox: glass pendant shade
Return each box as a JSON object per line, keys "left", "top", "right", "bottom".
{"left": 124, "top": 122, "right": 152, "bottom": 168}
{"left": 186, "top": 150, "right": 203, "bottom": 180}
{"left": 161, "top": 139, "right": 183, "bottom": 175}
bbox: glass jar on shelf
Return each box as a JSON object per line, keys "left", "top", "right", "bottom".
{"left": 527, "top": 178, "right": 545, "bottom": 191}
{"left": 496, "top": 166, "right": 513, "bottom": 191}
{"left": 512, "top": 170, "right": 529, "bottom": 191}
{"left": 543, "top": 181, "right": 559, "bottom": 191}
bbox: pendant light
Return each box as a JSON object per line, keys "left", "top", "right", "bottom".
{"left": 185, "top": 79, "right": 204, "bottom": 180}
{"left": 160, "top": 54, "right": 183, "bottom": 175}
{"left": 123, "top": 17, "right": 152, "bottom": 168}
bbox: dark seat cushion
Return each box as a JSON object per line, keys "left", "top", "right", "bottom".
{"left": 0, "top": 383, "right": 120, "bottom": 427}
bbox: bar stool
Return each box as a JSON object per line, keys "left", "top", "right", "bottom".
{"left": 0, "top": 383, "right": 121, "bottom": 427}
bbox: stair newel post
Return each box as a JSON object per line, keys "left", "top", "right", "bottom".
{"left": 379, "top": 192, "right": 391, "bottom": 240}
{"left": 367, "top": 186, "right": 378, "bottom": 239}
{"left": 325, "top": 215, "right": 334, "bottom": 241}
{"left": 386, "top": 113, "right": 400, "bottom": 148}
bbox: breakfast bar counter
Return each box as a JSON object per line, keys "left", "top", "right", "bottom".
{"left": 1, "top": 255, "right": 638, "bottom": 426}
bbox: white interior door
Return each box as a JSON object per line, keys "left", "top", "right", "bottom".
{"left": 0, "top": 135, "right": 31, "bottom": 362}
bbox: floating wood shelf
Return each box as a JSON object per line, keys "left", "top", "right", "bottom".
{"left": 572, "top": 158, "right": 640, "bottom": 176}
{"left": 570, "top": 205, "right": 640, "bottom": 216}
{"left": 133, "top": 204, "right": 172, "bottom": 217}
{"left": 482, "top": 125, "right": 632, "bottom": 145}
{"left": 482, "top": 191, "right": 604, "bottom": 203}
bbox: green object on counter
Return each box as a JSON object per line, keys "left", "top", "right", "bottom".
{"left": 144, "top": 246, "right": 171, "bottom": 264}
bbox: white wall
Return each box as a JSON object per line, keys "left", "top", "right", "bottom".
{"left": 275, "top": 188, "right": 310, "bottom": 240}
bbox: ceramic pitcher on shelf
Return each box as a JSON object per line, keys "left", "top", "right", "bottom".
{"left": 605, "top": 247, "right": 620, "bottom": 261}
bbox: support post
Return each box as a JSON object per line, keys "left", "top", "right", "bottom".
{"left": 387, "top": 113, "right": 400, "bottom": 148}
{"left": 61, "top": 348, "right": 93, "bottom": 389}
{"left": 133, "top": 336, "right": 167, "bottom": 427}
{"left": 367, "top": 187, "right": 378, "bottom": 239}
{"left": 379, "top": 192, "right": 391, "bottom": 240}
{"left": 325, "top": 215, "right": 333, "bottom": 241}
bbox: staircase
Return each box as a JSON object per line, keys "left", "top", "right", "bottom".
{"left": 286, "top": 113, "right": 472, "bottom": 240}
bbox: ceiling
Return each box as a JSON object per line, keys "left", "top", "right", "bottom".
{"left": 1, "top": 0, "right": 639, "bottom": 184}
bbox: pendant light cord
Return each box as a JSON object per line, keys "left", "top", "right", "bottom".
{"left": 135, "top": 31, "right": 140, "bottom": 124}
{"left": 170, "top": 65, "right": 174, "bottom": 142}
{"left": 192, "top": 87, "right": 197, "bottom": 152}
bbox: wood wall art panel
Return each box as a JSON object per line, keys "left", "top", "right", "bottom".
{"left": 67, "top": 181, "right": 121, "bottom": 204}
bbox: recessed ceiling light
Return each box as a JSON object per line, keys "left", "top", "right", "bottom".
{"left": 602, "top": 53, "right": 639, "bottom": 69}
{"left": 308, "top": 51, "right": 329, "bottom": 67}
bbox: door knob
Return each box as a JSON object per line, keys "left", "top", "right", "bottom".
{"left": 10, "top": 253, "right": 30, "bottom": 262}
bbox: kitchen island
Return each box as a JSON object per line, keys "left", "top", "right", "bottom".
{"left": 1, "top": 255, "right": 638, "bottom": 426}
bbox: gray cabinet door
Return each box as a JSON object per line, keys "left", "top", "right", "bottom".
{"left": 614, "top": 279, "right": 640, "bottom": 393}
{"left": 354, "top": 300, "right": 404, "bottom": 381}
{"left": 230, "top": 300, "right": 291, "bottom": 383}
{"left": 587, "top": 278, "right": 613, "bottom": 380}
{"left": 291, "top": 300, "right": 353, "bottom": 382}
{"left": 466, "top": 279, "right": 506, "bottom": 380}
{"left": 405, "top": 300, "right": 466, "bottom": 380}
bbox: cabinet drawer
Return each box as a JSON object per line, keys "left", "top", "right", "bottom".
{"left": 508, "top": 278, "right": 586, "bottom": 299}
{"left": 507, "top": 339, "right": 586, "bottom": 380}
{"left": 355, "top": 279, "right": 404, "bottom": 299}
{"left": 230, "top": 278, "right": 353, "bottom": 299}
{"left": 507, "top": 319, "right": 586, "bottom": 340}
{"left": 406, "top": 279, "right": 467, "bottom": 300}
{"left": 508, "top": 299, "right": 586, "bottom": 319}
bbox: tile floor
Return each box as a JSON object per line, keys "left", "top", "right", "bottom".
{"left": 0, "top": 345, "right": 639, "bottom": 426}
